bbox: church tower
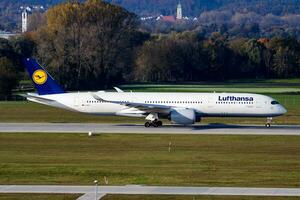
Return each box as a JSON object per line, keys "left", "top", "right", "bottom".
{"left": 176, "top": 1, "right": 182, "bottom": 20}
{"left": 22, "top": 9, "right": 28, "bottom": 33}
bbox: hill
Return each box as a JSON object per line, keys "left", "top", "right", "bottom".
{"left": 2, "top": 0, "right": 300, "bottom": 33}
{"left": 0, "top": 0, "right": 62, "bottom": 4}
{"left": 107, "top": 0, "right": 300, "bottom": 16}
{"left": 0, "top": 0, "right": 63, "bottom": 31}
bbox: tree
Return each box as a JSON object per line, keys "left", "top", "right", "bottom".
{"left": 135, "top": 31, "right": 214, "bottom": 82}
{"left": 34, "top": 0, "right": 148, "bottom": 90}
{"left": 134, "top": 36, "right": 183, "bottom": 82}
{"left": 11, "top": 35, "right": 36, "bottom": 58}
{"left": 0, "top": 57, "right": 18, "bottom": 98}
{"left": 240, "top": 39, "right": 265, "bottom": 78}
{"left": 204, "top": 32, "right": 233, "bottom": 80}
{"left": 28, "top": 11, "right": 46, "bottom": 32}
{"left": 268, "top": 37, "right": 300, "bottom": 78}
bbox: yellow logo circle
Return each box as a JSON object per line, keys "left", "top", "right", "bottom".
{"left": 32, "top": 70, "right": 48, "bottom": 85}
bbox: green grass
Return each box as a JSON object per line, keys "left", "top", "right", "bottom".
{"left": 119, "top": 79, "right": 300, "bottom": 94}
{"left": 0, "top": 194, "right": 79, "bottom": 200}
{"left": 125, "top": 87, "right": 300, "bottom": 93}
{"left": 257, "top": 78, "right": 300, "bottom": 84}
{"left": 119, "top": 81, "right": 300, "bottom": 93}
{"left": 1, "top": 133, "right": 300, "bottom": 188}
{"left": 2, "top": 133, "right": 300, "bottom": 200}
{"left": 103, "top": 195, "right": 300, "bottom": 200}
{"left": 0, "top": 101, "right": 144, "bottom": 123}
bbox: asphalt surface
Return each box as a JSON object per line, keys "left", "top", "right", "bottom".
{"left": 1, "top": 185, "right": 300, "bottom": 199}
{"left": 0, "top": 123, "right": 299, "bottom": 135}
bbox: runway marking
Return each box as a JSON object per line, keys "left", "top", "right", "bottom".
{"left": 1, "top": 185, "right": 300, "bottom": 199}
{"left": 0, "top": 123, "right": 299, "bottom": 135}
{"left": 77, "top": 193, "right": 106, "bottom": 200}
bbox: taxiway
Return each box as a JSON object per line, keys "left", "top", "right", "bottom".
{"left": 1, "top": 185, "right": 300, "bottom": 200}
{"left": 0, "top": 123, "right": 299, "bottom": 135}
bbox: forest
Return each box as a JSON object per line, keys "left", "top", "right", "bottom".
{"left": 108, "top": 0, "right": 300, "bottom": 16}
{"left": 2, "top": 0, "right": 300, "bottom": 34}
{"left": 0, "top": 0, "right": 300, "bottom": 98}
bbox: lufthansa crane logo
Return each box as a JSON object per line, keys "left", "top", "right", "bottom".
{"left": 32, "top": 70, "right": 47, "bottom": 85}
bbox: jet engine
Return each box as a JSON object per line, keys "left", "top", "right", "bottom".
{"left": 170, "top": 108, "right": 196, "bottom": 125}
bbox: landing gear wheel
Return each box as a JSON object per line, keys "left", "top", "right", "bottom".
{"left": 265, "top": 123, "right": 271, "bottom": 128}
{"left": 157, "top": 121, "right": 163, "bottom": 127}
{"left": 145, "top": 120, "right": 162, "bottom": 128}
{"left": 145, "top": 122, "right": 151, "bottom": 127}
{"left": 152, "top": 122, "right": 159, "bottom": 127}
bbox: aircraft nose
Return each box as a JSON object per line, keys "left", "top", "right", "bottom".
{"left": 279, "top": 105, "right": 287, "bottom": 114}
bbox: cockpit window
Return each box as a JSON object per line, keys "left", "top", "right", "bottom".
{"left": 271, "top": 101, "right": 279, "bottom": 105}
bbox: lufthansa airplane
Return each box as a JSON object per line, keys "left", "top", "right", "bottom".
{"left": 22, "top": 58, "right": 287, "bottom": 127}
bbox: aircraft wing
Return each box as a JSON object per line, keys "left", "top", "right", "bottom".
{"left": 91, "top": 93, "right": 171, "bottom": 113}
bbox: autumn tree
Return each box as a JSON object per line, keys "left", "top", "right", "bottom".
{"left": 34, "top": 0, "right": 148, "bottom": 90}
{"left": 135, "top": 31, "right": 300, "bottom": 82}
{"left": 268, "top": 37, "right": 300, "bottom": 78}
{"left": 28, "top": 11, "right": 46, "bottom": 32}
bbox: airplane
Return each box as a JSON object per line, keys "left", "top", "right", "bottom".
{"left": 22, "top": 58, "right": 287, "bottom": 128}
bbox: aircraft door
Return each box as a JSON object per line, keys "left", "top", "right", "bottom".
{"left": 256, "top": 100, "right": 263, "bottom": 109}
{"left": 74, "top": 93, "right": 81, "bottom": 107}
{"left": 206, "top": 96, "right": 217, "bottom": 115}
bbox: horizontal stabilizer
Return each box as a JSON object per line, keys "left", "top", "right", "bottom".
{"left": 20, "top": 93, "right": 56, "bottom": 104}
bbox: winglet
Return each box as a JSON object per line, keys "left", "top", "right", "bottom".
{"left": 90, "top": 93, "right": 108, "bottom": 102}
{"left": 114, "top": 87, "right": 124, "bottom": 93}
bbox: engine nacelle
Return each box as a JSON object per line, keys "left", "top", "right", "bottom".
{"left": 170, "top": 108, "right": 196, "bottom": 125}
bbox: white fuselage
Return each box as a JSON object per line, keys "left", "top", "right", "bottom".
{"left": 27, "top": 92, "right": 287, "bottom": 119}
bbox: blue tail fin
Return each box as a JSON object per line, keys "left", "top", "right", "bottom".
{"left": 22, "top": 58, "right": 65, "bottom": 95}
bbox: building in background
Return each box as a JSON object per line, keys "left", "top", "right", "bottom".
{"left": 176, "top": 1, "right": 182, "bottom": 20}
{"left": 0, "top": 31, "right": 18, "bottom": 39}
{"left": 22, "top": 9, "right": 28, "bottom": 33}
{"left": 154, "top": 1, "right": 186, "bottom": 22}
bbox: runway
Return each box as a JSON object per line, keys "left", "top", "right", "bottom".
{"left": 0, "top": 123, "right": 299, "bottom": 135}
{"left": 1, "top": 185, "right": 300, "bottom": 200}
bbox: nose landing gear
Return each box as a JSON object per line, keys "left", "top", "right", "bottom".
{"left": 265, "top": 117, "right": 273, "bottom": 128}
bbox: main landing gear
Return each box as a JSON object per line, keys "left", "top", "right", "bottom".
{"left": 265, "top": 117, "right": 273, "bottom": 128}
{"left": 145, "top": 120, "right": 163, "bottom": 128}
{"left": 145, "top": 113, "right": 163, "bottom": 128}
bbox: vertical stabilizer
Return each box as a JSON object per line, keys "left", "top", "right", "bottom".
{"left": 22, "top": 58, "right": 65, "bottom": 95}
